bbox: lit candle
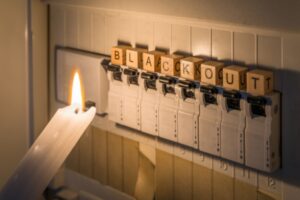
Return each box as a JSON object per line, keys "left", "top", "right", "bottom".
{"left": 0, "top": 71, "right": 96, "bottom": 200}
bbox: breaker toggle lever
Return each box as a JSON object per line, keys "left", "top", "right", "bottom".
{"left": 178, "top": 80, "right": 197, "bottom": 100}
{"left": 159, "top": 76, "right": 177, "bottom": 95}
{"left": 247, "top": 96, "right": 267, "bottom": 117}
{"left": 107, "top": 64, "right": 122, "bottom": 81}
{"left": 123, "top": 68, "right": 139, "bottom": 85}
{"left": 141, "top": 72, "right": 158, "bottom": 90}
{"left": 223, "top": 90, "right": 241, "bottom": 110}
{"left": 200, "top": 85, "right": 218, "bottom": 105}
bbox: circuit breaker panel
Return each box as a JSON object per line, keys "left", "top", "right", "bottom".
{"left": 103, "top": 46, "right": 281, "bottom": 173}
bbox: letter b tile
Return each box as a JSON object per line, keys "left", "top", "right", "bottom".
{"left": 111, "top": 45, "right": 131, "bottom": 65}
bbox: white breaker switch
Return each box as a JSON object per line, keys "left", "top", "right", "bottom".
{"left": 120, "top": 66, "right": 142, "bottom": 130}
{"left": 198, "top": 85, "right": 222, "bottom": 156}
{"left": 175, "top": 80, "right": 200, "bottom": 149}
{"left": 157, "top": 76, "right": 179, "bottom": 142}
{"left": 107, "top": 64, "right": 123, "bottom": 124}
{"left": 245, "top": 93, "right": 280, "bottom": 172}
{"left": 140, "top": 71, "right": 159, "bottom": 136}
{"left": 220, "top": 90, "right": 246, "bottom": 164}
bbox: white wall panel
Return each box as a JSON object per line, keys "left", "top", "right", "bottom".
{"left": 136, "top": 19, "right": 154, "bottom": 50}
{"left": 171, "top": 24, "right": 191, "bottom": 54}
{"left": 257, "top": 35, "right": 282, "bottom": 90}
{"left": 50, "top": 5, "right": 66, "bottom": 118}
{"left": 104, "top": 13, "right": 119, "bottom": 54}
{"left": 118, "top": 15, "right": 135, "bottom": 46}
{"left": 191, "top": 27, "right": 211, "bottom": 57}
{"left": 65, "top": 7, "right": 78, "bottom": 47}
{"left": 212, "top": 29, "right": 232, "bottom": 61}
{"left": 46, "top": 0, "right": 300, "bottom": 34}
{"left": 233, "top": 32, "right": 255, "bottom": 65}
{"left": 78, "top": 8, "right": 92, "bottom": 50}
{"left": 50, "top": 5, "right": 65, "bottom": 46}
{"left": 154, "top": 22, "right": 171, "bottom": 51}
{"left": 92, "top": 11, "right": 106, "bottom": 54}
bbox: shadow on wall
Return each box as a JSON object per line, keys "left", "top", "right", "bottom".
{"left": 281, "top": 69, "right": 300, "bottom": 186}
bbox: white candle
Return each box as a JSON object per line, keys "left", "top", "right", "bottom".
{"left": 0, "top": 71, "right": 96, "bottom": 200}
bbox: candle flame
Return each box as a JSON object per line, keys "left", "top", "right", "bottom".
{"left": 71, "top": 71, "right": 84, "bottom": 111}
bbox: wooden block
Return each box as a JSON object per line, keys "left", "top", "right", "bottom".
{"left": 126, "top": 48, "right": 147, "bottom": 69}
{"left": 246, "top": 69, "right": 274, "bottom": 96}
{"left": 143, "top": 50, "right": 165, "bottom": 72}
{"left": 160, "top": 54, "right": 183, "bottom": 76}
{"left": 223, "top": 65, "right": 248, "bottom": 90}
{"left": 180, "top": 57, "right": 204, "bottom": 81}
{"left": 201, "top": 61, "right": 224, "bottom": 85}
{"left": 111, "top": 45, "right": 130, "bottom": 65}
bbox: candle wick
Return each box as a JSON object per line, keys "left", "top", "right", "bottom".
{"left": 74, "top": 108, "right": 79, "bottom": 114}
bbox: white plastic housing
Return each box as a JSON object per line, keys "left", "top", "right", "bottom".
{"left": 198, "top": 92, "right": 222, "bottom": 156}
{"left": 157, "top": 78, "right": 179, "bottom": 142}
{"left": 140, "top": 72, "right": 159, "bottom": 136}
{"left": 245, "top": 92, "right": 280, "bottom": 172}
{"left": 56, "top": 48, "right": 108, "bottom": 114}
{"left": 220, "top": 96, "right": 246, "bottom": 164}
{"left": 107, "top": 70, "right": 123, "bottom": 124}
{"left": 120, "top": 66, "right": 141, "bottom": 130}
{"left": 176, "top": 85, "right": 200, "bottom": 149}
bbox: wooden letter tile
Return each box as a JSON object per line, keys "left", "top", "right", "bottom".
{"left": 201, "top": 61, "right": 224, "bottom": 85}
{"left": 126, "top": 48, "right": 147, "bottom": 69}
{"left": 246, "top": 69, "right": 274, "bottom": 96}
{"left": 111, "top": 45, "right": 130, "bottom": 65}
{"left": 143, "top": 50, "right": 165, "bottom": 72}
{"left": 180, "top": 57, "right": 204, "bottom": 81}
{"left": 223, "top": 65, "right": 248, "bottom": 90}
{"left": 160, "top": 54, "right": 183, "bottom": 76}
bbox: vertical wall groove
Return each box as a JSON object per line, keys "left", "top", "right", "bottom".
{"left": 27, "top": 0, "right": 34, "bottom": 146}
